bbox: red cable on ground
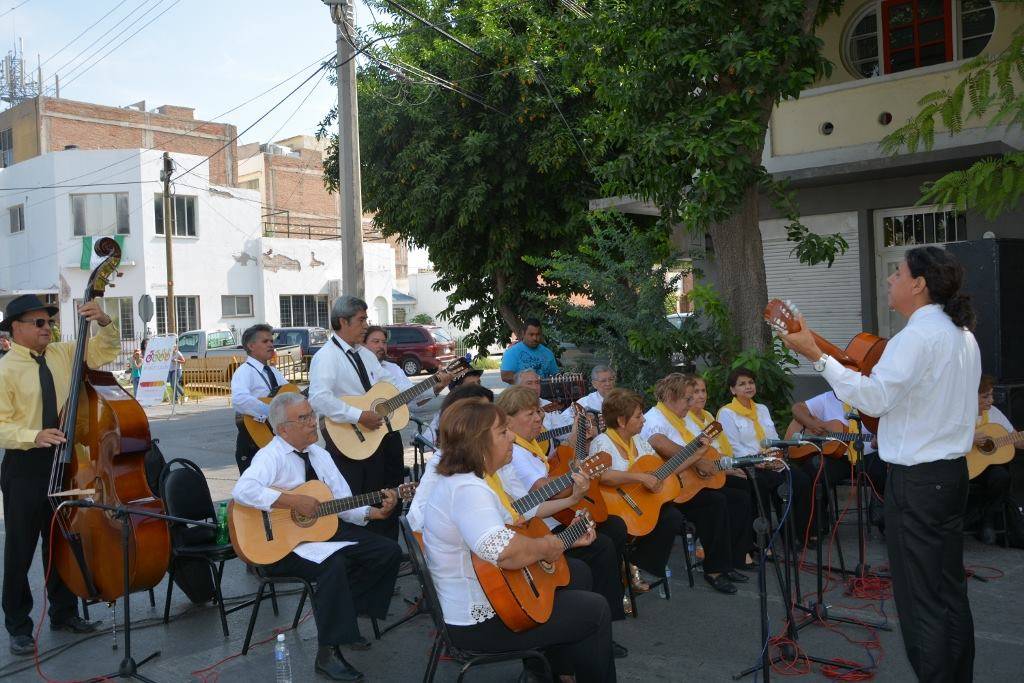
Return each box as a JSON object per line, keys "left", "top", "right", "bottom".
{"left": 964, "top": 564, "right": 1004, "bottom": 580}
{"left": 189, "top": 610, "right": 314, "bottom": 682}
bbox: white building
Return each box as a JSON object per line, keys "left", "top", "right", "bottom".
{"left": 0, "top": 148, "right": 395, "bottom": 342}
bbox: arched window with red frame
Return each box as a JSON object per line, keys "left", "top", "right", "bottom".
{"left": 881, "top": 0, "right": 954, "bottom": 74}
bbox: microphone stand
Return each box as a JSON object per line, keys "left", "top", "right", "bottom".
{"left": 61, "top": 500, "right": 216, "bottom": 683}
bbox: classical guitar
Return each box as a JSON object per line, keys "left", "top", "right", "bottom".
{"left": 238, "top": 383, "right": 301, "bottom": 449}
{"left": 322, "top": 357, "right": 471, "bottom": 460}
{"left": 967, "top": 422, "right": 1024, "bottom": 479}
{"left": 783, "top": 419, "right": 859, "bottom": 460}
{"left": 472, "top": 511, "right": 593, "bottom": 632}
{"left": 599, "top": 422, "right": 723, "bottom": 537}
{"left": 509, "top": 451, "right": 611, "bottom": 519}
{"left": 764, "top": 299, "right": 887, "bottom": 433}
{"left": 548, "top": 406, "right": 610, "bottom": 525}
{"left": 228, "top": 480, "right": 416, "bottom": 565}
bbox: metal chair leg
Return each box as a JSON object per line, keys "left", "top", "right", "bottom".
{"left": 269, "top": 581, "right": 279, "bottom": 616}
{"left": 162, "top": 565, "right": 176, "bottom": 624}
{"left": 291, "top": 585, "right": 308, "bottom": 630}
{"left": 680, "top": 531, "right": 695, "bottom": 588}
{"left": 241, "top": 582, "right": 266, "bottom": 655}
{"left": 147, "top": 587, "right": 155, "bottom": 607}
{"left": 423, "top": 633, "right": 442, "bottom": 683}
{"left": 210, "top": 561, "right": 229, "bottom": 637}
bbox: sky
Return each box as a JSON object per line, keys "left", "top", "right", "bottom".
{"left": 1, "top": 0, "right": 380, "bottom": 145}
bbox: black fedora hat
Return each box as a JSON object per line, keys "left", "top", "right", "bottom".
{"left": 0, "top": 294, "right": 59, "bottom": 332}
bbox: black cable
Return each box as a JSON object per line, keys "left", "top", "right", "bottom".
{"left": 40, "top": 0, "right": 132, "bottom": 67}
{"left": 0, "top": 0, "right": 30, "bottom": 20}
{"left": 382, "top": 0, "right": 482, "bottom": 59}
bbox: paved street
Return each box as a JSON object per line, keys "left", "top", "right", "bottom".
{"left": 1, "top": 370, "right": 1022, "bottom": 681}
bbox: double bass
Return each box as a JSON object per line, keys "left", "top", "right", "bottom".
{"left": 48, "top": 237, "right": 169, "bottom": 602}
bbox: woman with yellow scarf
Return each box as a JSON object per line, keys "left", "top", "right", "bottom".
{"left": 641, "top": 374, "right": 753, "bottom": 595}
{"left": 715, "top": 367, "right": 813, "bottom": 549}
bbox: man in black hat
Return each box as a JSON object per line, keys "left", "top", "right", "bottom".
{"left": 0, "top": 294, "right": 121, "bottom": 656}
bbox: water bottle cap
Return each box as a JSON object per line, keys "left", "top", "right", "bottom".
{"left": 277, "top": 633, "right": 285, "bottom": 642}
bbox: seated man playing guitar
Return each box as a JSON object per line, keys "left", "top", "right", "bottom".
{"left": 230, "top": 324, "right": 289, "bottom": 474}
{"left": 969, "top": 374, "right": 1023, "bottom": 544}
{"left": 232, "top": 393, "right": 401, "bottom": 682}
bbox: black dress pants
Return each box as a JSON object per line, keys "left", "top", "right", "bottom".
{"left": 263, "top": 525, "right": 401, "bottom": 646}
{"left": 328, "top": 430, "right": 405, "bottom": 540}
{"left": 234, "top": 424, "right": 259, "bottom": 475}
{"left": 967, "top": 464, "right": 1011, "bottom": 520}
{"left": 562, "top": 526, "right": 626, "bottom": 620}
{"left": 675, "top": 485, "right": 752, "bottom": 574}
{"left": 885, "top": 459, "right": 974, "bottom": 683}
{"left": 2, "top": 449, "right": 80, "bottom": 637}
{"left": 447, "top": 589, "right": 616, "bottom": 682}
{"left": 617, "top": 504, "right": 684, "bottom": 578}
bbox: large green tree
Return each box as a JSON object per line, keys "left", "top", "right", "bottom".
{"left": 320, "top": 0, "right": 598, "bottom": 349}
{"left": 575, "top": 0, "right": 846, "bottom": 351}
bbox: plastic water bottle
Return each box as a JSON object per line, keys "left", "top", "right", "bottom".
{"left": 660, "top": 565, "right": 672, "bottom": 598}
{"left": 274, "top": 633, "right": 292, "bottom": 683}
{"left": 216, "top": 501, "right": 229, "bottom": 545}
{"left": 685, "top": 530, "right": 696, "bottom": 557}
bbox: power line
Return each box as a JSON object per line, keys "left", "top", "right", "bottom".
{"left": 0, "top": 0, "right": 30, "bottom": 20}
{"left": 40, "top": 0, "right": 132, "bottom": 67}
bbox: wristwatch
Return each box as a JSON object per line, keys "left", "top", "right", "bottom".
{"left": 813, "top": 354, "right": 830, "bottom": 373}
{"left": 363, "top": 508, "right": 372, "bottom": 524}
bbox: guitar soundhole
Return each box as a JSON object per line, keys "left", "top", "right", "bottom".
{"left": 292, "top": 511, "right": 316, "bottom": 527}
{"left": 980, "top": 439, "right": 995, "bottom": 455}
{"left": 373, "top": 400, "right": 388, "bottom": 417}
{"left": 538, "top": 560, "right": 556, "bottom": 575}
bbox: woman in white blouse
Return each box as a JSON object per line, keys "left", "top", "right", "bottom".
{"left": 716, "top": 367, "right": 812, "bottom": 547}
{"left": 642, "top": 374, "right": 752, "bottom": 595}
{"left": 421, "top": 399, "right": 617, "bottom": 681}
{"left": 590, "top": 389, "right": 685, "bottom": 590}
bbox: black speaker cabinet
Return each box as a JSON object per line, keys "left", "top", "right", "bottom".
{"left": 945, "top": 238, "right": 1024, "bottom": 383}
{"left": 993, "top": 383, "right": 1024, "bottom": 428}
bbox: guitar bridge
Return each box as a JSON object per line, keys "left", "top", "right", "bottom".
{"left": 521, "top": 567, "right": 540, "bottom": 597}
{"left": 616, "top": 488, "right": 643, "bottom": 516}
{"left": 351, "top": 424, "right": 366, "bottom": 443}
{"left": 261, "top": 510, "right": 274, "bottom": 541}
{"left": 384, "top": 415, "right": 394, "bottom": 432}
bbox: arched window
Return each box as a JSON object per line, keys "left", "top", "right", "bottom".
{"left": 843, "top": 1, "right": 995, "bottom": 78}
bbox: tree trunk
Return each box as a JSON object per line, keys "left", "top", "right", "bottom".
{"left": 709, "top": 183, "right": 772, "bottom": 353}
{"left": 494, "top": 271, "right": 525, "bottom": 336}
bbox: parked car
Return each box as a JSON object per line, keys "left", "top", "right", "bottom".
{"left": 384, "top": 324, "right": 457, "bottom": 376}
{"left": 274, "top": 326, "right": 330, "bottom": 367}
{"left": 666, "top": 312, "right": 698, "bottom": 371}
{"left": 176, "top": 329, "right": 246, "bottom": 360}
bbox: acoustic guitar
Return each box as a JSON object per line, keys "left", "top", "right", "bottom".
{"left": 238, "top": 383, "right": 301, "bottom": 449}
{"left": 548, "top": 406, "right": 610, "bottom": 525}
{"left": 599, "top": 422, "right": 723, "bottom": 537}
{"left": 228, "top": 480, "right": 416, "bottom": 565}
{"left": 322, "top": 357, "right": 471, "bottom": 460}
{"left": 509, "top": 451, "right": 611, "bottom": 519}
{"left": 472, "top": 511, "right": 593, "bottom": 632}
{"left": 967, "top": 422, "right": 1024, "bottom": 479}
{"left": 782, "top": 419, "right": 857, "bottom": 460}
{"left": 764, "top": 299, "right": 887, "bottom": 433}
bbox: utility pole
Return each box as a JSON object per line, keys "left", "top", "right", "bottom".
{"left": 160, "top": 152, "right": 176, "bottom": 334}
{"left": 324, "top": 0, "right": 365, "bottom": 299}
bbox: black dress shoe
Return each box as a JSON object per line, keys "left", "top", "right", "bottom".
{"left": 612, "top": 640, "right": 629, "bottom": 658}
{"left": 978, "top": 525, "right": 997, "bottom": 545}
{"left": 9, "top": 634, "right": 34, "bottom": 656}
{"left": 50, "top": 615, "right": 99, "bottom": 633}
{"left": 725, "top": 570, "right": 750, "bottom": 583}
{"left": 315, "top": 646, "right": 364, "bottom": 681}
{"left": 346, "top": 635, "right": 372, "bottom": 651}
{"left": 703, "top": 574, "right": 737, "bottom": 595}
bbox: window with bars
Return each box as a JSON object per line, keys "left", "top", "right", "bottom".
{"left": 156, "top": 296, "right": 200, "bottom": 334}
{"left": 71, "top": 193, "right": 130, "bottom": 237}
{"left": 960, "top": 0, "right": 995, "bottom": 58}
{"left": 279, "top": 295, "right": 329, "bottom": 329}
{"left": 881, "top": 208, "right": 965, "bottom": 247}
{"left": 0, "top": 128, "right": 12, "bottom": 168}
{"left": 72, "top": 297, "right": 134, "bottom": 340}
{"left": 154, "top": 195, "right": 198, "bottom": 237}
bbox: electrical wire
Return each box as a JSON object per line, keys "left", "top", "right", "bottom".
{"left": 40, "top": 0, "right": 132, "bottom": 68}
{"left": 0, "top": 0, "right": 30, "bottom": 20}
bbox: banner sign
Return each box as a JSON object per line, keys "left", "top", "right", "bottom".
{"left": 135, "top": 334, "right": 177, "bottom": 406}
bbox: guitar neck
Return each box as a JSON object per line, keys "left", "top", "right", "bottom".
{"left": 316, "top": 490, "right": 385, "bottom": 517}
{"left": 555, "top": 517, "right": 590, "bottom": 551}
{"left": 823, "top": 431, "right": 859, "bottom": 442}
{"left": 652, "top": 435, "right": 705, "bottom": 482}
{"left": 995, "top": 430, "right": 1024, "bottom": 448}
{"left": 512, "top": 471, "right": 575, "bottom": 516}
{"left": 537, "top": 424, "right": 572, "bottom": 442}
{"left": 812, "top": 332, "right": 854, "bottom": 366}
{"left": 382, "top": 376, "right": 437, "bottom": 413}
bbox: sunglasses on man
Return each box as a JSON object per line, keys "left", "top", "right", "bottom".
{"left": 17, "top": 317, "right": 56, "bottom": 328}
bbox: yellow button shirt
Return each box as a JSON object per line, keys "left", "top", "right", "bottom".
{"left": 0, "top": 322, "right": 121, "bottom": 450}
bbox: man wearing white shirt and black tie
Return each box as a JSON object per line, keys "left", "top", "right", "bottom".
{"left": 780, "top": 246, "right": 981, "bottom": 683}
{"left": 233, "top": 392, "right": 401, "bottom": 681}
{"left": 309, "top": 297, "right": 449, "bottom": 540}
{"left": 230, "top": 324, "right": 288, "bottom": 474}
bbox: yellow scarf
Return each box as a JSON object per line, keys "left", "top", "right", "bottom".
{"left": 978, "top": 409, "right": 989, "bottom": 427}
{"left": 690, "top": 408, "right": 732, "bottom": 455}
{"left": 484, "top": 473, "right": 518, "bottom": 521}
{"left": 656, "top": 402, "right": 696, "bottom": 441}
{"left": 607, "top": 428, "right": 638, "bottom": 466}
{"left": 843, "top": 402, "right": 860, "bottom": 463}
{"left": 515, "top": 435, "right": 549, "bottom": 467}
{"left": 723, "top": 398, "right": 765, "bottom": 443}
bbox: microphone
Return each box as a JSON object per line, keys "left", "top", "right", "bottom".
{"left": 412, "top": 434, "right": 437, "bottom": 452}
{"left": 719, "top": 453, "right": 782, "bottom": 468}
{"left": 760, "top": 437, "right": 811, "bottom": 449}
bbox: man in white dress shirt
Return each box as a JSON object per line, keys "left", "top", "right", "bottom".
{"left": 362, "top": 324, "right": 449, "bottom": 398}
{"left": 559, "top": 365, "right": 615, "bottom": 429}
{"left": 233, "top": 393, "right": 401, "bottom": 681}
{"left": 230, "top": 324, "right": 288, "bottom": 474}
{"left": 780, "top": 246, "right": 981, "bottom": 682}
{"left": 308, "top": 296, "right": 415, "bottom": 540}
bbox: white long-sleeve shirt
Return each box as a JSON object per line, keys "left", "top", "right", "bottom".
{"left": 232, "top": 435, "right": 369, "bottom": 563}
{"left": 231, "top": 356, "right": 288, "bottom": 420}
{"left": 822, "top": 304, "right": 981, "bottom": 466}
{"left": 308, "top": 334, "right": 388, "bottom": 423}
{"left": 717, "top": 403, "right": 779, "bottom": 457}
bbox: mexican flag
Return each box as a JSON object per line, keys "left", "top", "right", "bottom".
{"left": 80, "top": 235, "right": 125, "bottom": 270}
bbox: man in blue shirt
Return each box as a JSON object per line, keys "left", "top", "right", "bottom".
{"left": 500, "top": 317, "right": 559, "bottom": 384}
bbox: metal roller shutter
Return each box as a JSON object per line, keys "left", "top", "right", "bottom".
{"left": 760, "top": 212, "right": 861, "bottom": 374}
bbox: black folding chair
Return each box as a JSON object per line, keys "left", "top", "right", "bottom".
{"left": 400, "top": 516, "right": 552, "bottom": 683}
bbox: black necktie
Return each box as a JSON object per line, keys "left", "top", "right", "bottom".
{"left": 347, "top": 350, "right": 372, "bottom": 391}
{"left": 293, "top": 450, "right": 319, "bottom": 482}
{"left": 34, "top": 353, "right": 59, "bottom": 430}
{"left": 263, "top": 364, "right": 279, "bottom": 390}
